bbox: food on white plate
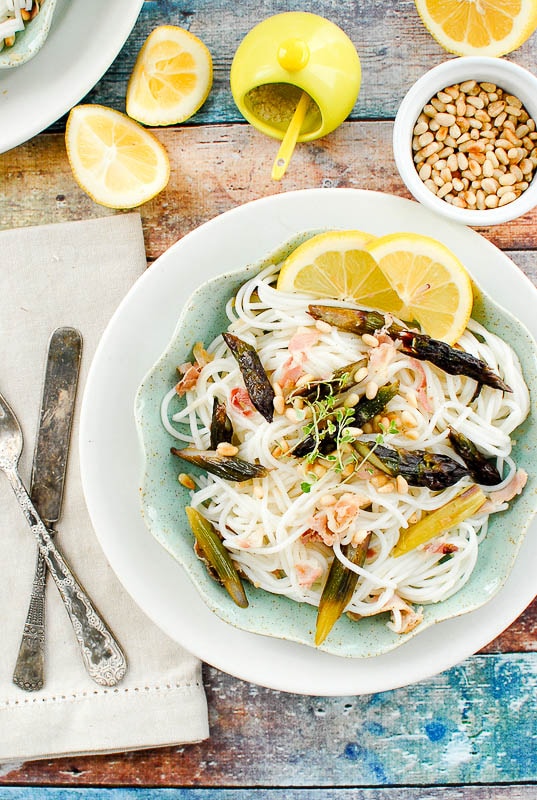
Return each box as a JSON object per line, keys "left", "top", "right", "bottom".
{"left": 0, "top": 0, "right": 40, "bottom": 49}
{"left": 161, "top": 233, "right": 529, "bottom": 646}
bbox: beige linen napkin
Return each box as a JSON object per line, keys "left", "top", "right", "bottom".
{"left": 0, "top": 214, "right": 209, "bottom": 762}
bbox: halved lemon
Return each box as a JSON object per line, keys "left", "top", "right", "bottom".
{"left": 126, "top": 25, "right": 213, "bottom": 126}
{"left": 366, "top": 232, "right": 473, "bottom": 344}
{"left": 276, "top": 230, "right": 404, "bottom": 313}
{"left": 414, "top": 0, "right": 537, "bottom": 57}
{"left": 65, "top": 105, "right": 170, "bottom": 209}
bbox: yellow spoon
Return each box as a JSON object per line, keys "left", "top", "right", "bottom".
{"left": 271, "top": 91, "right": 310, "bottom": 181}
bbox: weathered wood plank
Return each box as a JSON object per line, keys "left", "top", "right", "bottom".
{"left": 480, "top": 596, "right": 537, "bottom": 654}
{"left": 0, "top": 789, "right": 536, "bottom": 800}
{"left": 2, "top": 654, "right": 537, "bottom": 787}
{"left": 2, "top": 124, "right": 537, "bottom": 261}
{"left": 47, "top": 0, "right": 537, "bottom": 131}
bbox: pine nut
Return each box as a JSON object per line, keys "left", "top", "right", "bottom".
{"left": 273, "top": 395, "right": 285, "bottom": 415}
{"left": 371, "top": 474, "right": 389, "bottom": 489}
{"left": 481, "top": 177, "right": 499, "bottom": 194}
{"left": 437, "top": 182, "right": 452, "bottom": 198}
{"left": 414, "top": 120, "right": 429, "bottom": 136}
{"left": 365, "top": 381, "right": 379, "bottom": 400}
{"left": 217, "top": 442, "right": 239, "bottom": 457}
{"left": 345, "top": 426, "right": 363, "bottom": 438}
{"left": 354, "top": 367, "right": 369, "bottom": 383}
{"left": 460, "top": 80, "right": 476, "bottom": 93}
{"left": 377, "top": 481, "right": 395, "bottom": 494}
{"left": 396, "top": 475, "right": 409, "bottom": 494}
{"left": 362, "top": 333, "right": 379, "bottom": 348}
{"left": 296, "top": 373, "right": 315, "bottom": 388}
{"left": 178, "top": 473, "right": 196, "bottom": 490}
{"left": 411, "top": 83, "right": 536, "bottom": 212}
{"left": 498, "top": 191, "right": 517, "bottom": 205}
{"left": 496, "top": 184, "right": 514, "bottom": 198}
{"left": 344, "top": 392, "right": 360, "bottom": 408}
{"left": 482, "top": 159, "right": 494, "bottom": 178}
{"left": 419, "top": 163, "right": 432, "bottom": 180}
{"left": 498, "top": 172, "right": 516, "bottom": 186}
{"left": 401, "top": 410, "right": 417, "bottom": 427}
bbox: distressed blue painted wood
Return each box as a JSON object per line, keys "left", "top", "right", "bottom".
{"left": 0, "top": 788, "right": 535, "bottom": 799}
{"left": 197, "top": 655, "right": 537, "bottom": 786}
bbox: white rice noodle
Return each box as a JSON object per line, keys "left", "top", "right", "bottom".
{"left": 164, "top": 262, "right": 530, "bottom": 633}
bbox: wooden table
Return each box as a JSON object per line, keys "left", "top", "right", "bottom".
{"left": 1, "top": 1, "right": 537, "bottom": 795}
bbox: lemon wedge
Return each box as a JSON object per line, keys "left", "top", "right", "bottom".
{"left": 276, "top": 230, "right": 404, "bottom": 313}
{"left": 414, "top": 0, "right": 537, "bottom": 57}
{"left": 65, "top": 105, "right": 170, "bottom": 209}
{"left": 126, "top": 25, "right": 213, "bottom": 126}
{"left": 366, "top": 232, "right": 473, "bottom": 344}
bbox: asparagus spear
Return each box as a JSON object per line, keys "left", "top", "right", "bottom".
{"left": 171, "top": 446, "right": 268, "bottom": 481}
{"left": 448, "top": 428, "right": 502, "bottom": 486}
{"left": 308, "top": 305, "right": 511, "bottom": 393}
{"left": 185, "top": 507, "right": 248, "bottom": 608}
{"left": 223, "top": 333, "right": 275, "bottom": 422}
{"left": 392, "top": 485, "right": 486, "bottom": 557}
{"left": 315, "top": 534, "right": 372, "bottom": 645}
{"left": 209, "top": 398, "right": 234, "bottom": 450}
{"left": 353, "top": 441, "right": 469, "bottom": 490}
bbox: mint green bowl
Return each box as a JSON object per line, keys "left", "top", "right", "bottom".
{"left": 0, "top": 0, "right": 57, "bottom": 69}
{"left": 134, "top": 233, "right": 537, "bottom": 658}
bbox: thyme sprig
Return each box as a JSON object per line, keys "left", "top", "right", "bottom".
{"left": 300, "top": 390, "right": 353, "bottom": 470}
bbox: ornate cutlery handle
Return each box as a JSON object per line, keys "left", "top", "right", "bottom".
{"left": 7, "top": 467, "right": 127, "bottom": 687}
{"left": 12, "top": 546, "right": 48, "bottom": 691}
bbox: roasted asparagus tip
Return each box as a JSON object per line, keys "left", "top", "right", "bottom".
{"left": 308, "top": 305, "right": 386, "bottom": 335}
{"left": 222, "top": 332, "right": 275, "bottom": 422}
{"left": 392, "top": 484, "right": 486, "bottom": 557}
{"left": 171, "top": 446, "right": 268, "bottom": 481}
{"left": 314, "top": 534, "right": 371, "bottom": 645}
{"left": 448, "top": 428, "right": 502, "bottom": 486}
{"left": 315, "top": 604, "right": 339, "bottom": 646}
{"left": 185, "top": 507, "right": 249, "bottom": 608}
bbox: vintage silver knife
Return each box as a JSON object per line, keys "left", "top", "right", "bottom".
{"left": 12, "top": 327, "right": 127, "bottom": 690}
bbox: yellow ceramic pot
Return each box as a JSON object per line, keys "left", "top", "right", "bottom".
{"left": 230, "top": 11, "right": 361, "bottom": 142}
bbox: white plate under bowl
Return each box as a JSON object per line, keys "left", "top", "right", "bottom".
{"left": 80, "top": 188, "right": 537, "bottom": 696}
{"left": 0, "top": 0, "right": 144, "bottom": 154}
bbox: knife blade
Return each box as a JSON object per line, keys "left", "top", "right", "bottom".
{"left": 13, "top": 327, "right": 82, "bottom": 690}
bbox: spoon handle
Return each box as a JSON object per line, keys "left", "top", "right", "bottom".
{"left": 271, "top": 91, "right": 310, "bottom": 181}
{"left": 6, "top": 467, "right": 127, "bottom": 687}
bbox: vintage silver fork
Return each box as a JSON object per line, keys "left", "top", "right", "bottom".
{"left": 0, "top": 390, "right": 127, "bottom": 687}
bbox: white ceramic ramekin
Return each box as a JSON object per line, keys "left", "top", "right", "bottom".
{"left": 393, "top": 57, "right": 537, "bottom": 226}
